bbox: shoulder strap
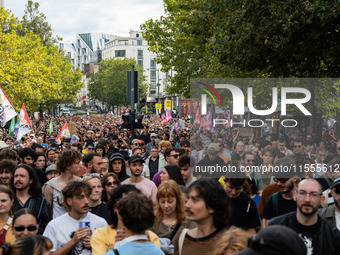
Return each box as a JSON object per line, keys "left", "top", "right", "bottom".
{"left": 179, "top": 228, "right": 189, "bottom": 255}
{"left": 169, "top": 223, "right": 181, "bottom": 242}
{"left": 3, "top": 216, "right": 13, "bottom": 231}
{"left": 113, "top": 249, "right": 120, "bottom": 255}
{"left": 272, "top": 192, "right": 279, "bottom": 216}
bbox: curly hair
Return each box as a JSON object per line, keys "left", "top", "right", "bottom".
{"left": 155, "top": 180, "right": 185, "bottom": 225}
{"left": 62, "top": 181, "right": 91, "bottom": 209}
{"left": 56, "top": 149, "right": 82, "bottom": 172}
{"left": 189, "top": 178, "right": 231, "bottom": 229}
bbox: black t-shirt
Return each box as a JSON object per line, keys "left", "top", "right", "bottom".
{"left": 89, "top": 202, "right": 108, "bottom": 222}
{"left": 262, "top": 192, "right": 296, "bottom": 220}
{"left": 229, "top": 193, "right": 260, "bottom": 229}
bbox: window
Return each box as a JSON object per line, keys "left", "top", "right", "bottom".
{"left": 137, "top": 40, "right": 143, "bottom": 46}
{"left": 150, "top": 60, "right": 156, "bottom": 69}
{"left": 118, "top": 40, "right": 128, "bottom": 45}
{"left": 137, "top": 60, "right": 143, "bottom": 68}
{"left": 115, "top": 50, "right": 126, "bottom": 57}
{"left": 136, "top": 33, "right": 140, "bottom": 37}
{"left": 150, "top": 70, "right": 156, "bottom": 79}
{"left": 137, "top": 50, "right": 143, "bottom": 59}
{"left": 82, "top": 48, "right": 86, "bottom": 54}
{"left": 150, "top": 81, "right": 156, "bottom": 89}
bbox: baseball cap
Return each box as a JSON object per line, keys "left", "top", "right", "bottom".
{"left": 150, "top": 133, "right": 158, "bottom": 138}
{"left": 45, "top": 164, "right": 59, "bottom": 175}
{"left": 331, "top": 177, "right": 340, "bottom": 189}
{"left": 237, "top": 225, "right": 307, "bottom": 255}
{"left": 128, "top": 155, "right": 144, "bottom": 165}
{"left": 208, "top": 143, "right": 221, "bottom": 154}
{"left": 109, "top": 153, "right": 124, "bottom": 163}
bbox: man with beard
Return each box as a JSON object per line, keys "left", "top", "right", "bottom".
{"left": 269, "top": 179, "right": 340, "bottom": 255}
{"left": 43, "top": 181, "right": 107, "bottom": 255}
{"left": 319, "top": 177, "right": 340, "bottom": 230}
{"left": 121, "top": 155, "right": 157, "bottom": 202}
{"left": 0, "top": 159, "right": 17, "bottom": 185}
{"left": 261, "top": 164, "right": 298, "bottom": 228}
{"left": 11, "top": 165, "right": 52, "bottom": 234}
{"left": 18, "top": 147, "right": 45, "bottom": 186}
{"left": 82, "top": 153, "right": 103, "bottom": 174}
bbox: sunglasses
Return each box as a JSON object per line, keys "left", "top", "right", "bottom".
{"left": 333, "top": 187, "right": 340, "bottom": 194}
{"left": 294, "top": 145, "right": 302, "bottom": 148}
{"left": 87, "top": 147, "right": 94, "bottom": 150}
{"left": 14, "top": 225, "right": 38, "bottom": 232}
{"left": 170, "top": 154, "right": 180, "bottom": 159}
{"left": 134, "top": 143, "right": 141, "bottom": 146}
{"left": 274, "top": 178, "right": 289, "bottom": 183}
{"left": 47, "top": 148, "right": 56, "bottom": 151}
{"left": 106, "top": 181, "right": 117, "bottom": 187}
{"left": 246, "top": 159, "right": 254, "bottom": 163}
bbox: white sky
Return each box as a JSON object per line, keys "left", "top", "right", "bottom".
{"left": 5, "top": 0, "right": 165, "bottom": 42}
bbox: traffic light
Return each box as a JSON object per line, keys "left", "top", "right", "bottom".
{"left": 120, "top": 113, "right": 144, "bottom": 129}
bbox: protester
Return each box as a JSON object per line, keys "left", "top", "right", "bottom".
{"left": 12, "top": 208, "right": 39, "bottom": 238}
{"left": 44, "top": 164, "right": 60, "bottom": 181}
{"left": 0, "top": 160, "right": 17, "bottom": 185}
{"left": 0, "top": 235, "right": 53, "bottom": 255}
{"left": 0, "top": 185, "right": 15, "bottom": 246}
{"left": 101, "top": 172, "right": 120, "bottom": 203}
{"left": 108, "top": 153, "right": 129, "bottom": 182}
{"left": 212, "top": 226, "right": 248, "bottom": 255}
{"left": 91, "top": 185, "right": 160, "bottom": 255}
{"left": 160, "top": 165, "right": 185, "bottom": 186}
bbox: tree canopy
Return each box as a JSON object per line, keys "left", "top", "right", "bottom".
{"left": 0, "top": 6, "right": 83, "bottom": 113}
{"left": 88, "top": 58, "right": 147, "bottom": 108}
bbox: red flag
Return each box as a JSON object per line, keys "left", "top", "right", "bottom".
{"left": 17, "top": 103, "right": 33, "bottom": 141}
{"left": 56, "top": 123, "right": 70, "bottom": 143}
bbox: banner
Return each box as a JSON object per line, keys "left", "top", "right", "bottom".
{"left": 56, "top": 123, "right": 71, "bottom": 143}
{"left": 0, "top": 87, "right": 17, "bottom": 127}
{"left": 201, "top": 107, "right": 213, "bottom": 131}
{"left": 17, "top": 103, "right": 33, "bottom": 141}
{"left": 8, "top": 118, "right": 16, "bottom": 137}
{"left": 193, "top": 108, "right": 201, "bottom": 125}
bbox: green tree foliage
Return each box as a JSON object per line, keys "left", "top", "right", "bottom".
{"left": 88, "top": 58, "right": 147, "bottom": 108}
{"left": 0, "top": 7, "right": 83, "bottom": 113}
{"left": 17, "top": 0, "right": 61, "bottom": 47}
{"left": 142, "top": 0, "right": 340, "bottom": 132}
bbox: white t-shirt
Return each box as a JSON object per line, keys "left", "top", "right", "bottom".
{"left": 142, "top": 163, "right": 150, "bottom": 178}
{"left": 43, "top": 212, "right": 107, "bottom": 254}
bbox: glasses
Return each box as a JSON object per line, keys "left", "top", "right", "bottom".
{"left": 294, "top": 145, "right": 302, "bottom": 148}
{"left": 87, "top": 147, "right": 94, "bottom": 150}
{"left": 273, "top": 178, "right": 289, "bottom": 183}
{"left": 134, "top": 143, "right": 141, "bottom": 146}
{"left": 13, "top": 225, "right": 38, "bottom": 232}
{"left": 246, "top": 159, "right": 254, "bottom": 163}
{"left": 47, "top": 148, "right": 56, "bottom": 152}
{"left": 106, "top": 181, "right": 117, "bottom": 187}
{"left": 169, "top": 154, "right": 180, "bottom": 159}
{"left": 297, "top": 190, "right": 322, "bottom": 199}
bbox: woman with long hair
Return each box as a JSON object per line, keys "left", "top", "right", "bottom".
{"left": 150, "top": 180, "right": 195, "bottom": 254}
{"left": 160, "top": 165, "right": 185, "bottom": 186}
{"left": 101, "top": 173, "right": 120, "bottom": 203}
{"left": 95, "top": 144, "right": 106, "bottom": 157}
{"left": 0, "top": 185, "right": 15, "bottom": 246}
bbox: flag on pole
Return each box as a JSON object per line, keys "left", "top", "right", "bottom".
{"left": 170, "top": 124, "right": 174, "bottom": 140}
{"left": 161, "top": 110, "right": 173, "bottom": 124}
{"left": 176, "top": 118, "right": 181, "bottom": 133}
{"left": 0, "top": 87, "right": 17, "bottom": 127}
{"left": 49, "top": 118, "right": 53, "bottom": 134}
{"left": 17, "top": 103, "right": 33, "bottom": 141}
{"left": 8, "top": 118, "right": 16, "bottom": 137}
{"left": 193, "top": 108, "right": 201, "bottom": 125}
{"left": 56, "top": 123, "right": 70, "bottom": 143}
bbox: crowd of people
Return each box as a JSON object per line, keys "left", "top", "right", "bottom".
{"left": 0, "top": 113, "right": 338, "bottom": 254}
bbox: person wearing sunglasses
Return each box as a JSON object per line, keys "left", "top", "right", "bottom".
{"left": 261, "top": 164, "right": 298, "bottom": 228}
{"left": 12, "top": 208, "right": 39, "bottom": 238}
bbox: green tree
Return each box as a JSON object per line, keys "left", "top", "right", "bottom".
{"left": 88, "top": 58, "right": 147, "bottom": 109}
{"left": 0, "top": 7, "right": 83, "bottom": 113}
{"left": 142, "top": 0, "right": 340, "bottom": 133}
{"left": 17, "top": 0, "right": 61, "bottom": 47}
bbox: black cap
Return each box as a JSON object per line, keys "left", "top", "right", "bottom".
{"left": 128, "top": 155, "right": 144, "bottom": 165}
{"left": 237, "top": 225, "right": 307, "bottom": 255}
{"left": 109, "top": 153, "right": 124, "bottom": 162}
{"left": 118, "top": 150, "right": 130, "bottom": 160}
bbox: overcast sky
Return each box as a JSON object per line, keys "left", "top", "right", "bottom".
{"left": 5, "top": 0, "right": 165, "bottom": 42}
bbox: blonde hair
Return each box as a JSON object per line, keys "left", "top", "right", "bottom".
{"left": 158, "top": 140, "right": 171, "bottom": 150}
{"left": 155, "top": 180, "right": 185, "bottom": 225}
{"left": 213, "top": 226, "right": 249, "bottom": 255}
